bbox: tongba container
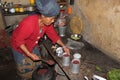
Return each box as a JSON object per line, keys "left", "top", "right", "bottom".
{"left": 62, "top": 53, "right": 70, "bottom": 66}
{"left": 71, "top": 59, "right": 80, "bottom": 74}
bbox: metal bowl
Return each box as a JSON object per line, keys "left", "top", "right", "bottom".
{"left": 70, "top": 34, "right": 82, "bottom": 40}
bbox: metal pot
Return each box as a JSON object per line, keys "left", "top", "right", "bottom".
{"left": 32, "top": 60, "right": 56, "bottom": 80}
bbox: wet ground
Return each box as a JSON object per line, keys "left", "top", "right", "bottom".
{"left": 0, "top": 39, "right": 120, "bottom": 80}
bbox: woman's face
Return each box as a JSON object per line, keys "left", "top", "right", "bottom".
{"left": 41, "top": 15, "right": 56, "bottom": 26}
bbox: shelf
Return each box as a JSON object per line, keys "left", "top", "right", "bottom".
{"left": 58, "top": 2, "right": 67, "bottom": 5}
{"left": 1, "top": 1, "right": 68, "bottom": 16}
{"left": 0, "top": 1, "right": 68, "bottom": 29}
{"left": 3, "top": 11, "right": 35, "bottom": 16}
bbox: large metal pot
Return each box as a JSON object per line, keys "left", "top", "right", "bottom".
{"left": 32, "top": 62, "right": 56, "bottom": 80}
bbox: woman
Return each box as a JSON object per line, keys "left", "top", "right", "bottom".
{"left": 11, "top": 0, "right": 70, "bottom": 79}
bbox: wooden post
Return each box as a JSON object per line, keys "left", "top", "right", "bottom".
{"left": 0, "top": 7, "right": 5, "bottom": 29}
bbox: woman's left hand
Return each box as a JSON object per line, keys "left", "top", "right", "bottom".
{"left": 63, "top": 46, "right": 70, "bottom": 55}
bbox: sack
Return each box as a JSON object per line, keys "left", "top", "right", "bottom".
{"left": 32, "top": 64, "right": 56, "bottom": 80}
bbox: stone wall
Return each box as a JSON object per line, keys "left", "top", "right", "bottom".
{"left": 70, "top": 0, "right": 120, "bottom": 62}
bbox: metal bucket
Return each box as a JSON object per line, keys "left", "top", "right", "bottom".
{"left": 32, "top": 60, "right": 56, "bottom": 80}
{"left": 58, "top": 26, "right": 66, "bottom": 37}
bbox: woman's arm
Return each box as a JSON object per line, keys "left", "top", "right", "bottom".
{"left": 56, "top": 39, "right": 70, "bottom": 55}
{"left": 20, "top": 44, "right": 40, "bottom": 60}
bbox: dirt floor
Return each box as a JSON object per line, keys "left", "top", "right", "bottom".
{"left": 0, "top": 39, "right": 120, "bottom": 80}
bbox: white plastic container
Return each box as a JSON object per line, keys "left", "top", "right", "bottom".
{"left": 92, "top": 75, "right": 106, "bottom": 80}
{"left": 73, "top": 53, "right": 81, "bottom": 60}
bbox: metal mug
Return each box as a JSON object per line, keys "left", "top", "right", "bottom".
{"left": 56, "top": 47, "right": 63, "bottom": 57}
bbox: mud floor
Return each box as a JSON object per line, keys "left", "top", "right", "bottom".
{"left": 0, "top": 40, "right": 120, "bottom": 80}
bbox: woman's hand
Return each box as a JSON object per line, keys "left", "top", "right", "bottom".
{"left": 20, "top": 44, "right": 40, "bottom": 60}
{"left": 28, "top": 53, "right": 40, "bottom": 61}
{"left": 63, "top": 46, "right": 70, "bottom": 55}
{"left": 56, "top": 40, "right": 70, "bottom": 55}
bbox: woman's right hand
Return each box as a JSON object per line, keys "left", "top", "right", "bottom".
{"left": 28, "top": 53, "right": 40, "bottom": 61}
{"left": 20, "top": 44, "right": 40, "bottom": 61}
